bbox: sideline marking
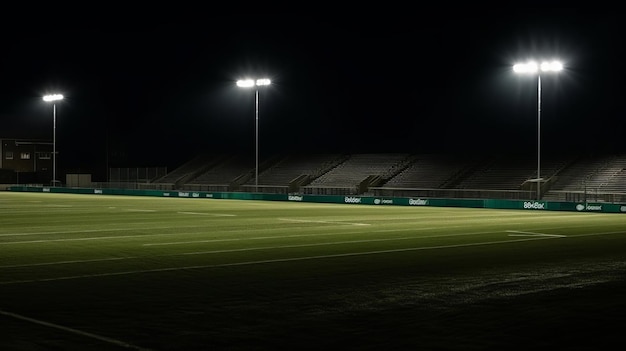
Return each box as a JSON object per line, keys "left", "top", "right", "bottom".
{"left": 9, "top": 229, "right": 620, "bottom": 270}
{"left": 278, "top": 218, "right": 370, "bottom": 226}
{"left": 126, "top": 209, "right": 156, "bottom": 212}
{"left": 572, "top": 230, "right": 626, "bottom": 238}
{"left": 0, "top": 237, "right": 554, "bottom": 285}
{"left": 506, "top": 230, "right": 566, "bottom": 238}
{"left": 0, "top": 257, "right": 134, "bottom": 269}
{"left": 0, "top": 234, "right": 186, "bottom": 245}
{"left": 0, "top": 309, "right": 152, "bottom": 350}
{"left": 4, "top": 230, "right": 511, "bottom": 268}
{"left": 178, "top": 211, "right": 236, "bottom": 217}
{"left": 143, "top": 229, "right": 512, "bottom": 247}
{"left": 143, "top": 229, "right": 500, "bottom": 247}
{"left": 0, "top": 224, "right": 223, "bottom": 238}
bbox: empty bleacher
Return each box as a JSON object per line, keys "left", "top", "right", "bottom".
{"left": 152, "top": 153, "right": 220, "bottom": 189}
{"left": 243, "top": 153, "right": 343, "bottom": 186}
{"left": 545, "top": 153, "right": 626, "bottom": 201}
{"left": 382, "top": 154, "right": 471, "bottom": 189}
{"left": 309, "top": 153, "right": 409, "bottom": 186}
{"left": 453, "top": 153, "right": 570, "bottom": 190}
{"left": 302, "top": 153, "right": 410, "bottom": 194}
{"left": 582, "top": 154, "right": 626, "bottom": 193}
{"left": 182, "top": 154, "right": 253, "bottom": 192}
{"left": 138, "top": 150, "right": 626, "bottom": 201}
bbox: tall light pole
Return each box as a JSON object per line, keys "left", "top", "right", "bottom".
{"left": 43, "top": 94, "right": 64, "bottom": 186}
{"left": 236, "top": 78, "right": 271, "bottom": 192}
{"left": 513, "top": 61, "right": 562, "bottom": 200}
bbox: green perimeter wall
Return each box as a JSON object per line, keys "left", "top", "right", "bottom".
{"left": 7, "top": 186, "right": 626, "bottom": 214}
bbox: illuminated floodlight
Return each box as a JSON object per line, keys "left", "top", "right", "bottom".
{"left": 541, "top": 61, "right": 563, "bottom": 72}
{"left": 513, "top": 62, "right": 538, "bottom": 73}
{"left": 236, "top": 79, "right": 255, "bottom": 88}
{"left": 514, "top": 61, "right": 563, "bottom": 74}
{"left": 237, "top": 79, "right": 271, "bottom": 87}
{"left": 43, "top": 94, "right": 64, "bottom": 102}
{"left": 256, "top": 78, "right": 271, "bottom": 86}
{"left": 43, "top": 93, "right": 64, "bottom": 186}
{"left": 236, "top": 77, "right": 272, "bottom": 192}
{"left": 512, "top": 58, "right": 563, "bottom": 200}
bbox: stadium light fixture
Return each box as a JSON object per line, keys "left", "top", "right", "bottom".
{"left": 43, "top": 93, "right": 64, "bottom": 186}
{"left": 236, "top": 78, "right": 271, "bottom": 192}
{"left": 513, "top": 60, "right": 562, "bottom": 200}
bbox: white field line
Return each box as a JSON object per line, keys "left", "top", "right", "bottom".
{"left": 125, "top": 209, "right": 157, "bottom": 212}
{"left": 1, "top": 225, "right": 370, "bottom": 245}
{"left": 373, "top": 225, "right": 467, "bottom": 233}
{"left": 2, "top": 214, "right": 619, "bottom": 246}
{"left": 1, "top": 211, "right": 614, "bottom": 238}
{"left": 0, "top": 219, "right": 479, "bottom": 245}
{"left": 142, "top": 229, "right": 503, "bottom": 247}
{"left": 0, "top": 237, "right": 555, "bottom": 285}
{"left": 0, "top": 224, "right": 233, "bottom": 238}
{"left": 524, "top": 223, "right": 626, "bottom": 232}
{"left": 167, "top": 235, "right": 504, "bottom": 256}
{"left": 0, "top": 228, "right": 132, "bottom": 237}
{"left": 278, "top": 218, "right": 370, "bottom": 226}
{"left": 2, "top": 230, "right": 513, "bottom": 268}
{"left": 159, "top": 236, "right": 451, "bottom": 254}
{"left": 570, "top": 230, "right": 626, "bottom": 238}
{"left": 0, "top": 218, "right": 565, "bottom": 246}
{"left": 0, "top": 257, "right": 135, "bottom": 269}
{"left": 178, "top": 211, "right": 236, "bottom": 216}
{"left": 8, "top": 229, "right": 622, "bottom": 272}
{"left": 506, "top": 230, "right": 566, "bottom": 238}
{"left": 3, "top": 229, "right": 517, "bottom": 268}
{"left": 0, "top": 309, "right": 152, "bottom": 350}
{"left": 0, "top": 233, "right": 208, "bottom": 245}
{"left": 0, "top": 226, "right": 366, "bottom": 245}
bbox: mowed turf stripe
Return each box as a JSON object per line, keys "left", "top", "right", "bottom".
{"left": 0, "top": 236, "right": 557, "bottom": 285}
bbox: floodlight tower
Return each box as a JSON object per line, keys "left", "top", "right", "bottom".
{"left": 43, "top": 94, "right": 64, "bottom": 186}
{"left": 236, "top": 78, "right": 271, "bottom": 192}
{"left": 513, "top": 61, "right": 562, "bottom": 200}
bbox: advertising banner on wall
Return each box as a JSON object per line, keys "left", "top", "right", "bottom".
{"left": 8, "top": 186, "right": 626, "bottom": 214}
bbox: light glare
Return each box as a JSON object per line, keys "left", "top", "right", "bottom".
{"left": 256, "top": 78, "right": 271, "bottom": 86}
{"left": 237, "top": 78, "right": 271, "bottom": 88}
{"left": 513, "top": 62, "right": 538, "bottom": 73}
{"left": 236, "top": 79, "right": 255, "bottom": 88}
{"left": 515, "top": 60, "right": 563, "bottom": 74}
{"left": 43, "top": 94, "right": 64, "bottom": 102}
{"left": 541, "top": 61, "right": 563, "bottom": 72}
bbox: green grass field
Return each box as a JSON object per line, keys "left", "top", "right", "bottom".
{"left": 1, "top": 192, "right": 626, "bottom": 350}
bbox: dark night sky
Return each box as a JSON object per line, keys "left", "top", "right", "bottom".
{"left": 1, "top": 9, "right": 625, "bottom": 179}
